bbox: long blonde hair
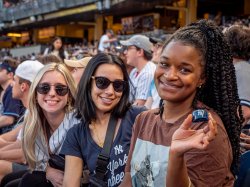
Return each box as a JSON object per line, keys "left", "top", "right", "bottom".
{"left": 22, "top": 63, "right": 76, "bottom": 170}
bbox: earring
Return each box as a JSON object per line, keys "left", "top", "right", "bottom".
{"left": 199, "top": 84, "right": 202, "bottom": 89}
{"left": 66, "top": 97, "right": 72, "bottom": 112}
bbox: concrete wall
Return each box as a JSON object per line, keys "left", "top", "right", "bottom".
{"left": 10, "top": 45, "right": 41, "bottom": 58}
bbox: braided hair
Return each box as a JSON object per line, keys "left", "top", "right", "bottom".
{"left": 159, "top": 19, "right": 243, "bottom": 175}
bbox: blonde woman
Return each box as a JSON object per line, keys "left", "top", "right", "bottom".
{"left": 17, "top": 63, "right": 79, "bottom": 187}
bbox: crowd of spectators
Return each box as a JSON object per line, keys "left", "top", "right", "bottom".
{"left": 0, "top": 17, "right": 249, "bottom": 187}
{"left": 3, "top": 0, "right": 34, "bottom": 8}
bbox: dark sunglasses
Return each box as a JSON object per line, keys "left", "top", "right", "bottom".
{"left": 36, "top": 83, "right": 69, "bottom": 96}
{"left": 92, "top": 76, "right": 126, "bottom": 93}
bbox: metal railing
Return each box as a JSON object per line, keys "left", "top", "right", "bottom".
{"left": 1, "top": 0, "right": 96, "bottom": 22}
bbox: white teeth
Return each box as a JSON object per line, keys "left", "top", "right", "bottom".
{"left": 102, "top": 98, "right": 112, "bottom": 102}
{"left": 46, "top": 100, "right": 58, "bottom": 104}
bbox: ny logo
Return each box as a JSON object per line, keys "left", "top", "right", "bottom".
{"left": 114, "top": 145, "right": 123, "bottom": 155}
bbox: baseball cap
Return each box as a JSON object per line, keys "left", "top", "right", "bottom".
{"left": 64, "top": 57, "right": 92, "bottom": 68}
{"left": 15, "top": 60, "right": 44, "bottom": 82}
{"left": 0, "top": 61, "right": 15, "bottom": 73}
{"left": 0, "top": 58, "right": 18, "bottom": 73}
{"left": 120, "top": 35, "right": 152, "bottom": 54}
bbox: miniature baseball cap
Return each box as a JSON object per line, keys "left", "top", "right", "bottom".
{"left": 15, "top": 60, "right": 44, "bottom": 82}
{"left": 64, "top": 57, "right": 92, "bottom": 68}
{"left": 120, "top": 35, "right": 152, "bottom": 54}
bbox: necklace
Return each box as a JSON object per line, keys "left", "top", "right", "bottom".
{"left": 91, "top": 123, "right": 104, "bottom": 148}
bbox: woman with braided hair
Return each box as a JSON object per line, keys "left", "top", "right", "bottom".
{"left": 120, "top": 19, "right": 243, "bottom": 187}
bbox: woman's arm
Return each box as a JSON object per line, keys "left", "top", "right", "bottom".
{"left": 0, "top": 140, "right": 25, "bottom": 163}
{"left": 166, "top": 150, "right": 190, "bottom": 187}
{"left": 63, "top": 155, "right": 83, "bottom": 187}
{"left": 46, "top": 166, "right": 64, "bottom": 187}
{"left": 119, "top": 172, "right": 132, "bottom": 187}
{"left": 166, "top": 114, "right": 217, "bottom": 187}
{"left": 0, "top": 125, "right": 22, "bottom": 148}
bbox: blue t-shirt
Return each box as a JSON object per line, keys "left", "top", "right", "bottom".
{"left": 60, "top": 106, "right": 146, "bottom": 187}
{"left": 0, "top": 85, "right": 25, "bottom": 134}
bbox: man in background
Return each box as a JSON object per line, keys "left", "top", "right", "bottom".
{"left": 64, "top": 56, "right": 92, "bottom": 85}
{"left": 98, "top": 29, "right": 117, "bottom": 53}
{"left": 0, "top": 58, "right": 25, "bottom": 134}
{"left": 121, "top": 35, "right": 156, "bottom": 106}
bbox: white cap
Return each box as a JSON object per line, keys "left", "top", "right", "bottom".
{"left": 15, "top": 60, "right": 44, "bottom": 82}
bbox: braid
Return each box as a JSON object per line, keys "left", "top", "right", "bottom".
{"left": 163, "top": 19, "right": 243, "bottom": 175}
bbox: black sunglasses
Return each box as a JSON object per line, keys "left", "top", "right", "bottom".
{"left": 92, "top": 76, "right": 126, "bottom": 93}
{"left": 36, "top": 83, "right": 69, "bottom": 96}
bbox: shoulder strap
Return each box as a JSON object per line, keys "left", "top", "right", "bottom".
{"left": 94, "top": 115, "right": 117, "bottom": 181}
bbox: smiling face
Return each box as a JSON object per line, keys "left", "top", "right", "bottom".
{"left": 37, "top": 70, "right": 68, "bottom": 117}
{"left": 155, "top": 41, "right": 205, "bottom": 105}
{"left": 91, "top": 63, "right": 124, "bottom": 115}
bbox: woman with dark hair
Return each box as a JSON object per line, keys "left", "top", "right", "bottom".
{"left": 61, "top": 53, "right": 146, "bottom": 187}
{"left": 43, "top": 37, "right": 68, "bottom": 61}
{"left": 120, "top": 19, "right": 243, "bottom": 187}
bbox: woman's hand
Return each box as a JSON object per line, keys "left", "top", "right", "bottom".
{"left": 170, "top": 113, "right": 218, "bottom": 157}
{"left": 46, "top": 166, "right": 64, "bottom": 187}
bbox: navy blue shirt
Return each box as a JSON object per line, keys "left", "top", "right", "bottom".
{"left": 60, "top": 106, "right": 146, "bottom": 187}
{"left": 0, "top": 85, "right": 25, "bottom": 134}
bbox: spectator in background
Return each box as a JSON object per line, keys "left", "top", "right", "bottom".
{"left": 98, "top": 29, "right": 117, "bottom": 53}
{"left": 114, "top": 45, "right": 134, "bottom": 75}
{"left": 0, "top": 60, "right": 44, "bottom": 183}
{"left": 64, "top": 57, "right": 92, "bottom": 85}
{"left": 224, "top": 25, "right": 250, "bottom": 152}
{"left": 144, "top": 35, "right": 166, "bottom": 109}
{"left": 120, "top": 35, "right": 155, "bottom": 106}
{"left": 0, "top": 58, "right": 25, "bottom": 134}
{"left": 43, "top": 37, "right": 69, "bottom": 61}
{"left": 36, "top": 54, "right": 62, "bottom": 65}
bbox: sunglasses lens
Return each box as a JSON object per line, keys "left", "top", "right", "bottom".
{"left": 113, "top": 81, "right": 125, "bottom": 92}
{"left": 36, "top": 83, "right": 68, "bottom": 96}
{"left": 55, "top": 85, "right": 69, "bottom": 96}
{"left": 95, "top": 77, "right": 110, "bottom": 89}
{"left": 94, "top": 76, "right": 125, "bottom": 93}
{"left": 37, "top": 84, "right": 50, "bottom": 94}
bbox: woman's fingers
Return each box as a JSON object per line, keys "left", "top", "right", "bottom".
{"left": 205, "top": 114, "right": 218, "bottom": 141}
{"left": 179, "top": 114, "right": 192, "bottom": 130}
